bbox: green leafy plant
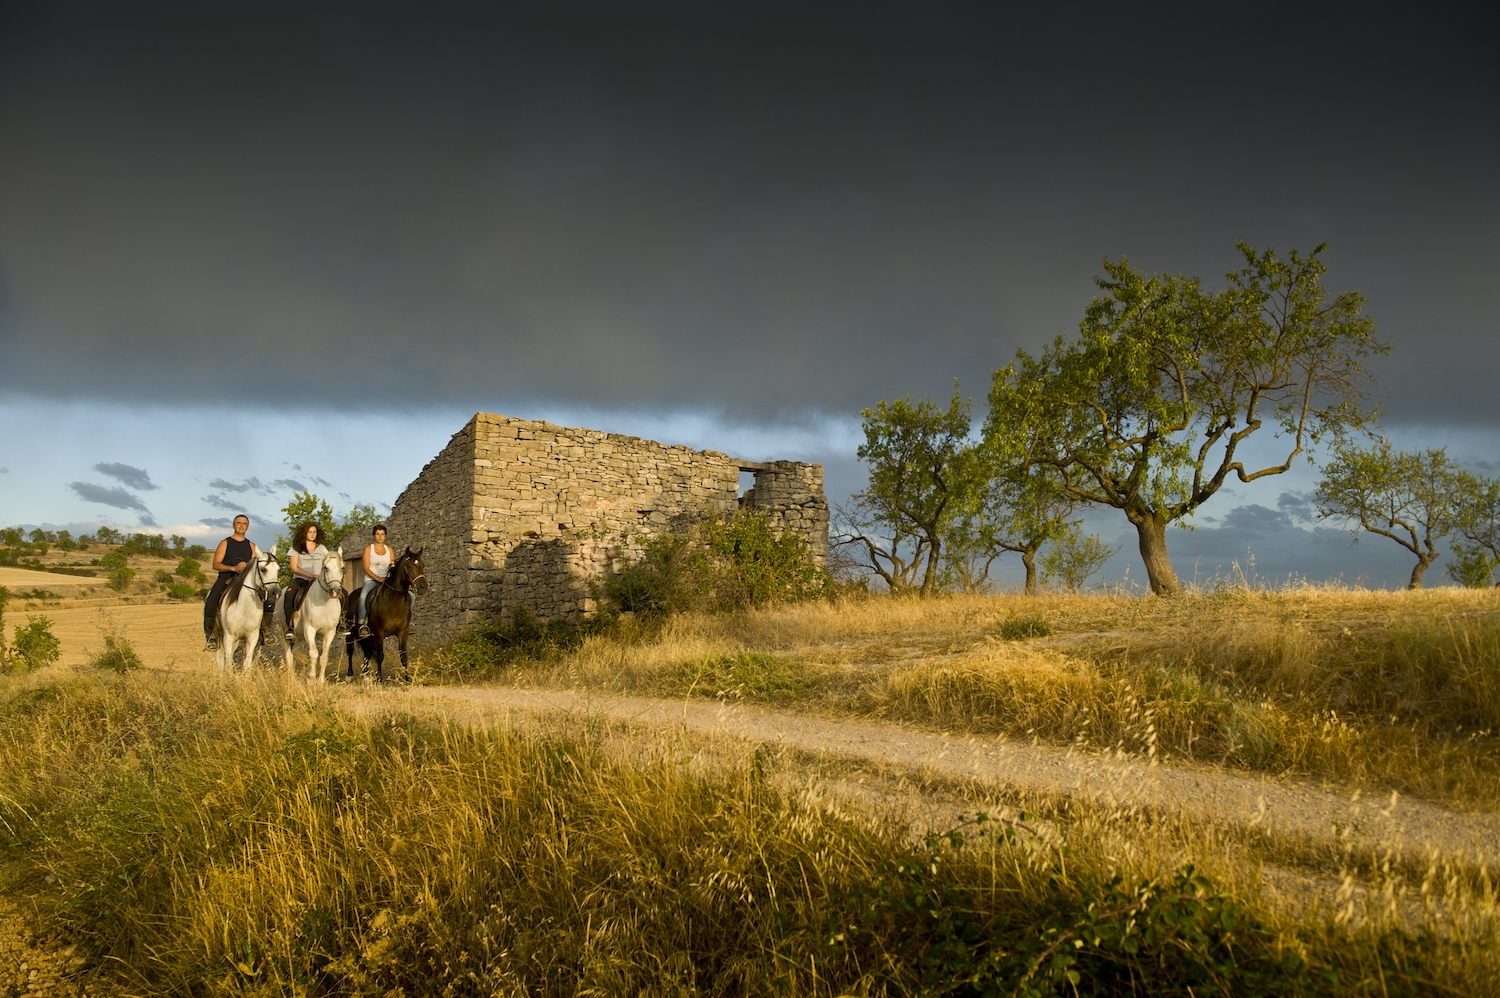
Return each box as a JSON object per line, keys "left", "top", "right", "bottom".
{"left": 1040, "top": 527, "right": 1120, "bottom": 593}
{"left": 175, "top": 556, "right": 204, "bottom": 579}
{"left": 999, "top": 615, "right": 1052, "bottom": 640}
{"left": 89, "top": 631, "right": 143, "bottom": 672}
{"left": 108, "top": 567, "right": 137, "bottom": 591}
{"left": 166, "top": 582, "right": 199, "bottom": 601}
{"left": 11, "top": 615, "right": 61, "bottom": 672}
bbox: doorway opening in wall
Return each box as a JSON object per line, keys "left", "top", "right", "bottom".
{"left": 738, "top": 471, "right": 755, "bottom": 497}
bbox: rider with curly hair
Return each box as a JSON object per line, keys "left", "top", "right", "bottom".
{"left": 284, "top": 520, "right": 328, "bottom": 641}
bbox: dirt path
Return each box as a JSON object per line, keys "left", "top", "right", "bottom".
{"left": 343, "top": 684, "right": 1500, "bottom": 867}
{"left": 0, "top": 898, "right": 92, "bottom": 997}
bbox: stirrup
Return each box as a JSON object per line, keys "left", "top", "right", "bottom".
{"left": 357, "top": 623, "right": 371, "bottom": 638}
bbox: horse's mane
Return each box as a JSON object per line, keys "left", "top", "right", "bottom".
{"left": 222, "top": 560, "right": 254, "bottom": 608}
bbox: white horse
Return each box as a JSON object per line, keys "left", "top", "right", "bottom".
{"left": 216, "top": 547, "right": 280, "bottom": 674}
{"left": 279, "top": 547, "right": 346, "bottom": 683}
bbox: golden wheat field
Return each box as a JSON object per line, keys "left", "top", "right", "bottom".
{"left": 3, "top": 585, "right": 1499, "bottom": 995}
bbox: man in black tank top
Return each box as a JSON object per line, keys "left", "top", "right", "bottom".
{"left": 204, "top": 514, "right": 259, "bottom": 649}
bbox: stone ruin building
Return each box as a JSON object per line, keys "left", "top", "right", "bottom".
{"left": 371, "top": 412, "right": 828, "bottom": 637}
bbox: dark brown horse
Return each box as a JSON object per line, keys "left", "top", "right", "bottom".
{"left": 343, "top": 547, "right": 427, "bottom": 681}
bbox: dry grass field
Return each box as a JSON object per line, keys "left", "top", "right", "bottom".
{"left": 2, "top": 585, "right": 1498, "bottom": 995}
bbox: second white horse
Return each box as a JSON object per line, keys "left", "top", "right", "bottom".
{"left": 279, "top": 547, "right": 346, "bottom": 683}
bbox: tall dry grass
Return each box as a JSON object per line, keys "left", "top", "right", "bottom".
{"left": 3, "top": 671, "right": 1495, "bottom": 994}
{"left": 457, "top": 587, "right": 1500, "bottom": 811}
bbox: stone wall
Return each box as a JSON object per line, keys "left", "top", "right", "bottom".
{"left": 382, "top": 413, "right": 828, "bottom": 635}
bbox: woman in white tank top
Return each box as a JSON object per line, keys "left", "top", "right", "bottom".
{"left": 357, "top": 524, "right": 393, "bottom": 636}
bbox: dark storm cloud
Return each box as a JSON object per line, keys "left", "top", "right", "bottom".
{"left": 0, "top": 4, "right": 1495, "bottom": 422}
{"left": 93, "top": 462, "right": 157, "bottom": 491}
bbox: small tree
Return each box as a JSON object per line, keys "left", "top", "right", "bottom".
{"left": 988, "top": 244, "right": 1385, "bottom": 595}
{"left": 281, "top": 492, "right": 381, "bottom": 549}
{"left": 1041, "top": 527, "right": 1120, "bottom": 593}
{"left": 12, "top": 616, "right": 61, "bottom": 672}
{"left": 952, "top": 445, "right": 1082, "bottom": 595}
{"left": 1314, "top": 439, "right": 1464, "bottom": 589}
{"left": 834, "top": 387, "right": 974, "bottom": 595}
{"left": 1449, "top": 473, "right": 1500, "bottom": 587}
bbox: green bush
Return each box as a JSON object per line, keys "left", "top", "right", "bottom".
{"left": 108, "top": 567, "right": 136, "bottom": 592}
{"left": 165, "top": 582, "right": 199, "bottom": 601}
{"left": 175, "top": 556, "right": 204, "bottom": 578}
{"left": 89, "top": 632, "right": 143, "bottom": 672}
{"left": 184, "top": 544, "right": 208, "bottom": 561}
{"left": 598, "top": 510, "right": 827, "bottom": 619}
{"left": 1000, "top": 615, "right": 1052, "bottom": 640}
{"left": 427, "top": 608, "right": 606, "bottom": 679}
{"left": 99, "top": 550, "right": 129, "bottom": 571}
{"left": 11, "top": 615, "right": 61, "bottom": 672}
{"left": 153, "top": 569, "right": 174, "bottom": 584}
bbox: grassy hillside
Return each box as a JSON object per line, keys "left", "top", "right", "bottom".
{"left": 437, "top": 588, "right": 1500, "bottom": 811}
{"left": 2, "top": 670, "right": 1495, "bottom": 995}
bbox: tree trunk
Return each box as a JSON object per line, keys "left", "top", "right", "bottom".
{"left": 1408, "top": 554, "right": 1436, "bottom": 589}
{"left": 1021, "top": 548, "right": 1037, "bottom": 596}
{"left": 1129, "top": 509, "right": 1181, "bottom": 596}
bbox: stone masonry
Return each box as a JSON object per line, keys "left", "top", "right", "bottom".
{"left": 377, "top": 413, "right": 828, "bottom": 636}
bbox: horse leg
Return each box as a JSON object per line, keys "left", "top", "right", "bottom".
{"left": 397, "top": 625, "right": 410, "bottom": 682}
{"left": 316, "top": 627, "right": 336, "bottom": 684}
{"left": 243, "top": 621, "right": 261, "bottom": 674}
{"left": 279, "top": 594, "right": 296, "bottom": 672}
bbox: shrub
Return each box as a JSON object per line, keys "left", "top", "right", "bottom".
{"left": 427, "top": 608, "right": 606, "bottom": 679}
{"left": 1000, "top": 615, "right": 1052, "bottom": 640}
{"left": 99, "top": 550, "right": 129, "bottom": 571}
{"left": 89, "top": 632, "right": 143, "bottom": 672}
{"left": 11, "top": 615, "right": 61, "bottom": 672}
{"left": 175, "top": 556, "right": 204, "bottom": 579}
{"left": 166, "top": 582, "right": 199, "bottom": 601}
{"left": 108, "top": 567, "right": 137, "bottom": 592}
{"left": 704, "top": 509, "right": 827, "bottom": 607}
{"left": 154, "top": 569, "right": 174, "bottom": 584}
{"left": 56, "top": 530, "right": 76, "bottom": 552}
{"left": 598, "top": 510, "right": 827, "bottom": 619}
{"left": 184, "top": 544, "right": 208, "bottom": 561}
{"left": 599, "top": 532, "right": 712, "bottom": 618}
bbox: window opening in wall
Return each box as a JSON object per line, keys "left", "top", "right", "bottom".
{"left": 738, "top": 470, "right": 756, "bottom": 497}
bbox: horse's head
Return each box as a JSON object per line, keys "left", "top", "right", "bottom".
{"left": 400, "top": 547, "right": 429, "bottom": 594}
{"left": 256, "top": 548, "right": 281, "bottom": 591}
{"left": 322, "top": 547, "right": 346, "bottom": 592}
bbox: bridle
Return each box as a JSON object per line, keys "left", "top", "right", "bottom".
{"left": 377, "top": 554, "right": 426, "bottom": 595}
{"left": 317, "top": 559, "right": 347, "bottom": 598}
{"left": 244, "top": 553, "right": 279, "bottom": 601}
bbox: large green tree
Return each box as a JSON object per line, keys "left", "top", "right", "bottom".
{"left": 986, "top": 243, "right": 1385, "bottom": 595}
{"left": 835, "top": 388, "right": 973, "bottom": 595}
{"left": 1314, "top": 440, "right": 1466, "bottom": 589}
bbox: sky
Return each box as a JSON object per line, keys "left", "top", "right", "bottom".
{"left": 1, "top": 3, "right": 1496, "bottom": 587}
